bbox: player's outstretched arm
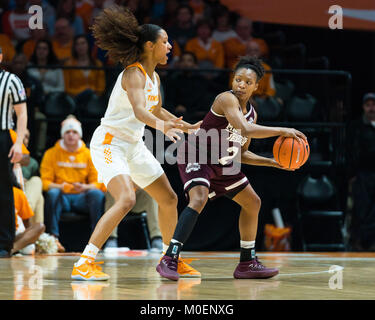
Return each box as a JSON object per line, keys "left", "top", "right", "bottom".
{"left": 217, "top": 93, "right": 306, "bottom": 142}
{"left": 241, "top": 150, "right": 294, "bottom": 170}
{"left": 152, "top": 72, "right": 202, "bottom": 134}
{"left": 123, "top": 68, "right": 183, "bottom": 143}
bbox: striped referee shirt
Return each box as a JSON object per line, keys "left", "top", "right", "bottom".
{"left": 0, "top": 69, "right": 27, "bottom": 130}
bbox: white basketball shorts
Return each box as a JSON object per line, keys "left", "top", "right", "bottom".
{"left": 90, "top": 126, "right": 164, "bottom": 188}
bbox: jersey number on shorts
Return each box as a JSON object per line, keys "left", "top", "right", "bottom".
{"left": 218, "top": 146, "right": 239, "bottom": 165}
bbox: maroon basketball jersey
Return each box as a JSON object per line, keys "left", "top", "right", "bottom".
{"left": 181, "top": 91, "right": 255, "bottom": 166}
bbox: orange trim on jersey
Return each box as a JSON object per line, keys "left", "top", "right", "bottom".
{"left": 125, "top": 62, "right": 147, "bottom": 78}
{"left": 102, "top": 132, "right": 114, "bottom": 145}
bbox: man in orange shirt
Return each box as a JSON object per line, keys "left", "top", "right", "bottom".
{"left": 185, "top": 18, "right": 224, "bottom": 69}
{"left": 52, "top": 18, "right": 74, "bottom": 63}
{"left": 246, "top": 40, "right": 276, "bottom": 99}
{"left": 40, "top": 115, "right": 105, "bottom": 249}
{"left": 223, "top": 17, "right": 269, "bottom": 70}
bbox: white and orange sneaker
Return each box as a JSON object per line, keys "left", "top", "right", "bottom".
{"left": 177, "top": 258, "right": 201, "bottom": 278}
{"left": 71, "top": 260, "right": 110, "bottom": 281}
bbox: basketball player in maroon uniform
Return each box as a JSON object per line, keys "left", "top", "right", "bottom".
{"left": 156, "top": 56, "right": 307, "bottom": 280}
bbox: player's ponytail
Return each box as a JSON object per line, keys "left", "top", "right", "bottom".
{"left": 91, "top": 5, "right": 162, "bottom": 66}
{"left": 234, "top": 56, "right": 265, "bottom": 82}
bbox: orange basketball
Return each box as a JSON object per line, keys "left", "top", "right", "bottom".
{"left": 299, "top": 138, "right": 310, "bottom": 166}
{"left": 273, "top": 136, "right": 309, "bottom": 169}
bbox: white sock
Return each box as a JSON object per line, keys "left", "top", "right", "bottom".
{"left": 76, "top": 243, "right": 100, "bottom": 266}
{"left": 240, "top": 240, "right": 255, "bottom": 249}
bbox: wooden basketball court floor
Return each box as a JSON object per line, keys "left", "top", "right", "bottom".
{"left": 0, "top": 250, "right": 374, "bottom": 300}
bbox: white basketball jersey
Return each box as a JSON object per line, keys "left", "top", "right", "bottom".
{"left": 100, "top": 62, "right": 159, "bottom": 142}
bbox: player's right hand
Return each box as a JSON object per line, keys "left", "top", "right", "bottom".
{"left": 280, "top": 128, "right": 307, "bottom": 143}
{"left": 270, "top": 158, "right": 295, "bottom": 171}
{"left": 164, "top": 119, "right": 183, "bottom": 143}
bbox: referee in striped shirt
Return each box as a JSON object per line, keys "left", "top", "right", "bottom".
{"left": 0, "top": 46, "right": 28, "bottom": 258}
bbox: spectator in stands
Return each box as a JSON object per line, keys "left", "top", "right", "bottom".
{"left": 167, "top": 4, "right": 196, "bottom": 50}
{"left": 54, "top": 0, "right": 85, "bottom": 36}
{"left": 28, "top": 39, "right": 65, "bottom": 95}
{"left": 185, "top": 18, "right": 224, "bottom": 69}
{"left": 89, "top": 0, "right": 106, "bottom": 26}
{"left": 0, "top": 33, "right": 15, "bottom": 68}
{"left": 63, "top": 34, "right": 105, "bottom": 115}
{"left": 347, "top": 93, "right": 375, "bottom": 251}
{"left": 189, "top": 0, "right": 206, "bottom": 23}
{"left": 52, "top": 18, "right": 74, "bottom": 63}
{"left": 104, "top": 185, "right": 163, "bottom": 251}
{"left": 223, "top": 17, "right": 269, "bottom": 69}
{"left": 28, "top": 0, "right": 56, "bottom": 35}
{"left": 76, "top": 0, "right": 107, "bottom": 33}
{"left": 21, "top": 129, "right": 44, "bottom": 225}
{"left": 151, "top": 0, "right": 166, "bottom": 23}
{"left": 22, "top": 26, "right": 50, "bottom": 61}
{"left": 11, "top": 184, "right": 45, "bottom": 255}
{"left": 164, "top": 51, "right": 216, "bottom": 122}
{"left": 162, "top": 0, "right": 178, "bottom": 28}
{"left": 76, "top": 0, "right": 95, "bottom": 32}
{"left": 2, "top": 0, "right": 30, "bottom": 42}
{"left": 245, "top": 39, "right": 277, "bottom": 100}
{"left": 41, "top": 115, "right": 106, "bottom": 252}
{"left": 212, "top": 7, "right": 236, "bottom": 43}
{"left": 10, "top": 52, "right": 46, "bottom": 156}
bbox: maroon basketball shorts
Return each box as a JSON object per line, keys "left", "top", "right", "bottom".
{"left": 178, "top": 161, "right": 249, "bottom": 200}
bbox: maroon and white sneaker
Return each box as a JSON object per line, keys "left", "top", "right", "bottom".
{"left": 156, "top": 255, "right": 179, "bottom": 281}
{"left": 233, "top": 257, "right": 279, "bottom": 279}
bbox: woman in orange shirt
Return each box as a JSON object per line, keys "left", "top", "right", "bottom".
{"left": 63, "top": 34, "right": 106, "bottom": 115}
{"left": 185, "top": 18, "right": 224, "bottom": 69}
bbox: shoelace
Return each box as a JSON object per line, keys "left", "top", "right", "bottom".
{"left": 253, "top": 256, "right": 265, "bottom": 269}
{"left": 178, "top": 258, "right": 194, "bottom": 271}
{"left": 165, "top": 257, "right": 178, "bottom": 270}
{"left": 86, "top": 260, "right": 104, "bottom": 272}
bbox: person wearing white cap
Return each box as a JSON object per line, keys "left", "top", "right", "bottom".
{"left": 40, "top": 115, "right": 106, "bottom": 252}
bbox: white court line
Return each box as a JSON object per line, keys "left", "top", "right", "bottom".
{"left": 277, "top": 265, "right": 344, "bottom": 277}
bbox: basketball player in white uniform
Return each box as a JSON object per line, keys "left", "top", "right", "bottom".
{"left": 71, "top": 6, "right": 201, "bottom": 280}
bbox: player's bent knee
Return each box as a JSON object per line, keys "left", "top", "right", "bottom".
{"left": 161, "top": 190, "right": 178, "bottom": 207}
{"left": 253, "top": 194, "right": 261, "bottom": 208}
{"left": 116, "top": 196, "right": 136, "bottom": 214}
{"left": 189, "top": 191, "right": 208, "bottom": 213}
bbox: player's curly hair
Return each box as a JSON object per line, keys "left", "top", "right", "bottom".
{"left": 91, "top": 5, "right": 162, "bottom": 66}
{"left": 234, "top": 56, "right": 265, "bottom": 82}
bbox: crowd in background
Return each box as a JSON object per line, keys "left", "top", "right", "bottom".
{"left": 0, "top": 0, "right": 374, "bottom": 253}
